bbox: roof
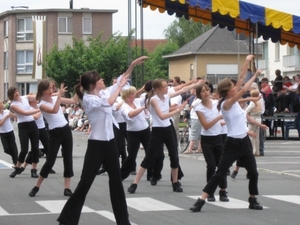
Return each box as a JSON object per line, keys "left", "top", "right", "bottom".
{"left": 131, "top": 39, "right": 168, "bottom": 52}
{"left": 0, "top": 8, "right": 117, "bottom": 18}
{"left": 164, "top": 26, "right": 259, "bottom": 58}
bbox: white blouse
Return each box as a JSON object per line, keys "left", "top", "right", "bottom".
{"left": 0, "top": 110, "right": 13, "bottom": 133}
{"left": 82, "top": 93, "right": 118, "bottom": 141}
{"left": 120, "top": 99, "right": 149, "bottom": 132}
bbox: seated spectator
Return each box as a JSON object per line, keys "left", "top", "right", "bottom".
{"left": 68, "top": 104, "right": 83, "bottom": 129}
{"left": 282, "top": 74, "right": 300, "bottom": 112}
{"left": 260, "top": 78, "right": 274, "bottom": 116}
{"left": 275, "top": 76, "right": 293, "bottom": 112}
{"left": 271, "top": 69, "right": 283, "bottom": 97}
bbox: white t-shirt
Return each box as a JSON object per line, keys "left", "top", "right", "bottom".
{"left": 221, "top": 101, "right": 248, "bottom": 138}
{"left": 195, "top": 99, "right": 221, "bottom": 136}
{"left": 10, "top": 96, "right": 34, "bottom": 123}
{"left": 190, "top": 98, "right": 202, "bottom": 119}
{"left": 120, "top": 99, "right": 149, "bottom": 131}
{"left": 0, "top": 110, "right": 13, "bottom": 133}
{"left": 39, "top": 96, "right": 68, "bottom": 130}
{"left": 30, "top": 107, "right": 45, "bottom": 129}
{"left": 150, "top": 94, "right": 171, "bottom": 127}
{"left": 112, "top": 96, "right": 126, "bottom": 123}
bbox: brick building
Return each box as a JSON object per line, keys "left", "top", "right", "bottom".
{"left": 0, "top": 7, "right": 116, "bottom": 100}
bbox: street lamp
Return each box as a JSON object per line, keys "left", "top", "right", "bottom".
{"left": 0, "top": 33, "right": 8, "bottom": 100}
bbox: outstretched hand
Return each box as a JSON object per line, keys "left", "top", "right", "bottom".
{"left": 246, "top": 54, "right": 255, "bottom": 62}
{"left": 58, "top": 83, "right": 68, "bottom": 96}
{"left": 132, "top": 56, "right": 149, "bottom": 66}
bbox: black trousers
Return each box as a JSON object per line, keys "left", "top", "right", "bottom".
{"left": 203, "top": 135, "right": 259, "bottom": 196}
{"left": 113, "top": 122, "right": 127, "bottom": 163}
{"left": 141, "top": 125, "right": 179, "bottom": 169}
{"left": 39, "top": 125, "right": 73, "bottom": 178}
{"left": 0, "top": 131, "right": 18, "bottom": 164}
{"left": 201, "top": 135, "right": 227, "bottom": 190}
{"left": 121, "top": 127, "right": 165, "bottom": 180}
{"left": 57, "top": 139, "right": 131, "bottom": 225}
{"left": 17, "top": 121, "right": 39, "bottom": 164}
{"left": 25, "top": 127, "right": 49, "bottom": 164}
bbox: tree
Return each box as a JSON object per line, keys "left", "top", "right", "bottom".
{"left": 164, "top": 17, "right": 211, "bottom": 47}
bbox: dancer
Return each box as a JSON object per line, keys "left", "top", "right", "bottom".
{"left": 28, "top": 80, "right": 79, "bottom": 197}
{"left": 194, "top": 83, "right": 229, "bottom": 202}
{"left": 127, "top": 78, "right": 203, "bottom": 194}
{"left": 189, "top": 55, "right": 268, "bottom": 212}
{"left": 57, "top": 56, "right": 147, "bottom": 225}
{"left": 7, "top": 87, "right": 40, "bottom": 178}
{"left": 0, "top": 100, "right": 18, "bottom": 166}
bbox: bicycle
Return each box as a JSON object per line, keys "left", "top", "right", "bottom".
{"left": 178, "top": 122, "right": 190, "bottom": 153}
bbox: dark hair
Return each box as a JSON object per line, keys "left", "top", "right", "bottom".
{"left": 36, "top": 79, "right": 51, "bottom": 101}
{"left": 74, "top": 70, "right": 100, "bottom": 100}
{"left": 146, "top": 78, "right": 165, "bottom": 108}
{"left": 143, "top": 80, "right": 153, "bottom": 106}
{"left": 261, "top": 77, "right": 269, "bottom": 83}
{"left": 173, "top": 76, "right": 181, "bottom": 84}
{"left": 275, "top": 69, "right": 281, "bottom": 76}
{"left": 7, "top": 87, "right": 18, "bottom": 101}
{"left": 195, "top": 83, "right": 210, "bottom": 99}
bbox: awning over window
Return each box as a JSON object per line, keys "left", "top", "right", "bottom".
{"left": 141, "top": 0, "right": 300, "bottom": 48}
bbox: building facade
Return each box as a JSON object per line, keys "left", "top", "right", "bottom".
{"left": 0, "top": 7, "right": 116, "bottom": 100}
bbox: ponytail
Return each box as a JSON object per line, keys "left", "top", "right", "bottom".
{"left": 146, "top": 89, "right": 155, "bottom": 109}
{"left": 217, "top": 97, "right": 225, "bottom": 111}
{"left": 74, "top": 84, "right": 84, "bottom": 100}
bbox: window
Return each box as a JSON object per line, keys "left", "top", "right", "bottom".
{"left": 58, "top": 17, "right": 73, "bottom": 33}
{"left": 262, "top": 42, "right": 268, "bottom": 59}
{"left": 4, "top": 20, "right": 8, "bottom": 37}
{"left": 82, "top": 17, "right": 92, "bottom": 34}
{"left": 17, "top": 50, "right": 33, "bottom": 74}
{"left": 17, "top": 18, "right": 33, "bottom": 41}
{"left": 4, "top": 52, "right": 8, "bottom": 69}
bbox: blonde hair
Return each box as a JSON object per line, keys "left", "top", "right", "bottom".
{"left": 121, "top": 86, "right": 136, "bottom": 100}
{"left": 250, "top": 89, "right": 259, "bottom": 97}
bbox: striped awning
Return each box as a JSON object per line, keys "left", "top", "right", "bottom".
{"left": 141, "top": 0, "right": 300, "bottom": 48}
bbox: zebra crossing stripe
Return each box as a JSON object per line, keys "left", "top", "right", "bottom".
{"left": 263, "top": 195, "right": 300, "bottom": 205}
{"left": 95, "top": 211, "right": 138, "bottom": 225}
{"left": 126, "top": 197, "right": 184, "bottom": 211}
{"left": 0, "top": 206, "right": 9, "bottom": 216}
{"left": 36, "top": 200, "right": 95, "bottom": 213}
{"left": 188, "top": 196, "right": 268, "bottom": 209}
{"left": 0, "top": 159, "right": 13, "bottom": 169}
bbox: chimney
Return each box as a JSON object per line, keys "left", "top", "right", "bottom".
{"left": 70, "top": 0, "right": 73, "bottom": 9}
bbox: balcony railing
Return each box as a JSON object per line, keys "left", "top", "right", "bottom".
{"left": 283, "top": 54, "right": 300, "bottom": 68}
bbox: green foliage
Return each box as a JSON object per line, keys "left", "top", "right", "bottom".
{"left": 43, "top": 32, "right": 179, "bottom": 91}
{"left": 164, "top": 17, "right": 211, "bottom": 47}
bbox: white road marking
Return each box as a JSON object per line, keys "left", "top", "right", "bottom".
{"left": 0, "top": 206, "right": 9, "bottom": 216}
{"left": 126, "top": 197, "right": 184, "bottom": 211}
{"left": 95, "top": 211, "right": 138, "bottom": 225}
{"left": 36, "top": 200, "right": 95, "bottom": 213}
{"left": 0, "top": 159, "right": 13, "bottom": 169}
{"left": 263, "top": 195, "right": 300, "bottom": 205}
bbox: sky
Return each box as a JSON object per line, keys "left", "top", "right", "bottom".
{"left": 0, "top": 0, "right": 299, "bottom": 39}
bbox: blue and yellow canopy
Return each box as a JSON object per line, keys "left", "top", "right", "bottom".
{"left": 141, "top": 0, "right": 300, "bottom": 48}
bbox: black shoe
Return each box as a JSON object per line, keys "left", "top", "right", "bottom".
{"left": 230, "top": 170, "right": 238, "bottom": 179}
{"left": 10, "top": 167, "right": 20, "bottom": 178}
{"left": 189, "top": 198, "right": 205, "bottom": 212}
{"left": 260, "top": 152, "right": 264, "bottom": 156}
{"left": 18, "top": 167, "right": 25, "bottom": 175}
{"left": 207, "top": 195, "right": 216, "bottom": 202}
{"left": 49, "top": 169, "right": 56, "bottom": 174}
{"left": 172, "top": 182, "right": 183, "bottom": 192}
{"left": 64, "top": 188, "right": 73, "bottom": 196}
{"left": 128, "top": 183, "right": 137, "bottom": 194}
{"left": 227, "top": 169, "right": 230, "bottom": 176}
{"left": 219, "top": 190, "right": 229, "bottom": 202}
{"left": 97, "top": 168, "right": 106, "bottom": 175}
{"left": 150, "top": 177, "right": 157, "bottom": 186}
{"left": 130, "top": 170, "right": 137, "bottom": 175}
{"left": 29, "top": 186, "right": 39, "bottom": 197}
{"left": 248, "top": 197, "right": 263, "bottom": 210}
{"left": 31, "top": 169, "right": 39, "bottom": 178}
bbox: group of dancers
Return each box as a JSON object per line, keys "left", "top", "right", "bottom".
{"left": 0, "top": 55, "right": 268, "bottom": 225}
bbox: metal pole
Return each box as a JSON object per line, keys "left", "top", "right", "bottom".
{"left": 140, "top": 1, "right": 144, "bottom": 85}
{"left": 128, "top": 0, "right": 132, "bottom": 67}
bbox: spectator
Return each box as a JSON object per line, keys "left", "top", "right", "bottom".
{"left": 271, "top": 69, "right": 283, "bottom": 97}
{"left": 282, "top": 74, "right": 300, "bottom": 112}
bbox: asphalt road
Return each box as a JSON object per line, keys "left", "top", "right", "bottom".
{"left": 0, "top": 126, "right": 299, "bottom": 225}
